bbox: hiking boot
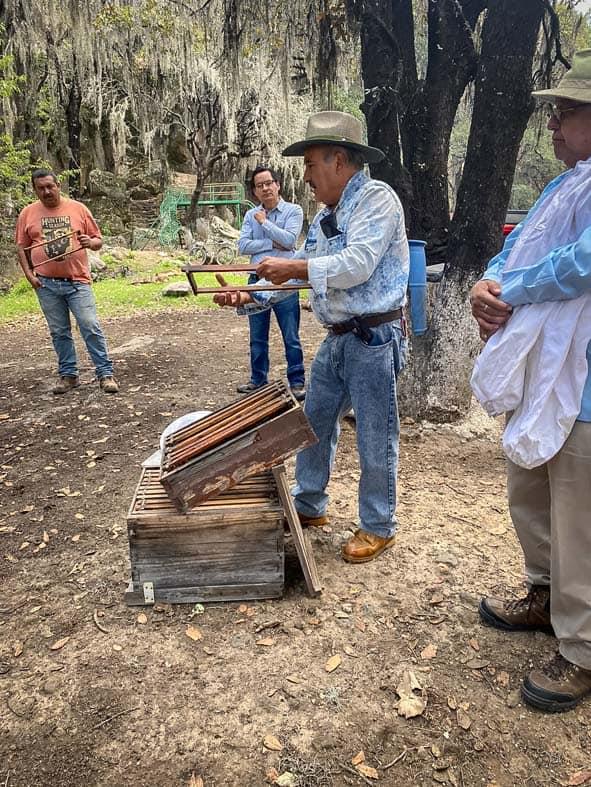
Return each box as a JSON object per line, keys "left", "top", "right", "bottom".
{"left": 99, "top": 376, "right": 119, "bottom": 394}
{"left": 236, "top": 382, "right": 265, "bottom": 394}
{"left": 290, "top": 385, "right": 306, "bottom": 402}
{"left": 52, "top": 376, "right": 80, "bottom": 395}
{"left": 341, "top": 529, "right": 396, "bottom": 564}
{"left": 479, "top": 585, "right": 554, "bottom": 634}
{"left": 298, "top": 512, "right": 329, "bottom": 528}
{"left": 522, "top": 652, "right": 591, "bottom": 712}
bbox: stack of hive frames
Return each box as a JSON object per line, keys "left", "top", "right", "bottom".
{"left": 159, "top": 381, "right": 318, "bottom": 512}
{"left": 125, "top": 468, "right": 285, "bottom": 605}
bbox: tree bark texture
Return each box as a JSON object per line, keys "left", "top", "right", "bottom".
{"left": 398, "top": 0, "right": 548, "bottom": 421}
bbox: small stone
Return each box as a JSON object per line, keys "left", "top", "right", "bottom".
{"left": 42, "top": 678, "right": 60, "bottom": 695}
{"left": 162, "top": 282, "right": 192, "bottom": 297}
{"left": 506, "top": 689, "right": 521, "bottom": 708}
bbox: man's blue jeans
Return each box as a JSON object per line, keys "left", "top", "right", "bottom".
{"left": 293, "top": 321, "right": 405, "bottom": 538}
{"left": 247, "top": 291, "right": 305, "bottom": 387}
{"left": 36, "top": 276, "right": 114, "bottom": 379}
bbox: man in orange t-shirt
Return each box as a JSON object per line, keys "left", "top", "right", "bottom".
{"left": 15, "top": 170, "right": 118, "bottom": 394}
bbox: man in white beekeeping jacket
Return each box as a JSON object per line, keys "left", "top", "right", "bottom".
{"left": 470, "top": 50, "right": 591, "bottom": 713}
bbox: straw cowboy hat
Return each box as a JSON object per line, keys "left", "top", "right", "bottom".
{"left": 282, "top": 111, "right": 385, "bottom": 163}
{"left": 532, "top": 49, "right": 591, "bottom": 103}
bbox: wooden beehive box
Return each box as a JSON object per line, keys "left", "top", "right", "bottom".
{"left": 159, "top": 381, "right": 317, "bottom": 512}
{"left": 125, "top": 468, "right": 285, "bottom": 605}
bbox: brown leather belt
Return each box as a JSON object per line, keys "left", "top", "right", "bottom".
{"left": 327, "top": 308, "right": 403, "bottom": 336}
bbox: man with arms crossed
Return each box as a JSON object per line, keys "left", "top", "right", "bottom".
{"left": 237, "top": 166, "right": 306, "bottom": 400}
{"left": 471, "top": 51, "right": 591, "bottom": 712}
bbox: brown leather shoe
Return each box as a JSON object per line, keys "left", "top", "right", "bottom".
{"left": 99, "top": 376, "right": 119, "bottom": 393}
{"left": 52, "top": 376, "right": 80, "bottom": 395}
{"left": 341, "top": 529, "right": 395, "bottom": 563}
{"left": 298, "top": 512, "right": 329, "bottom": 528}
{"left": 479, "top": 585, "right": 554, "bottom": 634}
{"left": 522, "top": 653, "right": 591, "bottom": 712}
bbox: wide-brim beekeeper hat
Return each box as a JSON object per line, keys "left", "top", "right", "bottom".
{"left": 532, "top": 49, "right": 591, "bottom": 103}
{"left": 282, "top": 111, "right": 385, "bottom": 163}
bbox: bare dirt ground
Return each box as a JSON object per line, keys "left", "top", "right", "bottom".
{"left": 1, "top": 307, "right": 590, "bottom": 787}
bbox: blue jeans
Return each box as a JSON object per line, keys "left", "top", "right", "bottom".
{"left": 247, "top": 291, "right": 305, "bottom": 387}
{"left": 293, "top": 321, "right": 405, "bottom": 538}
{"left": 36, "top": 276, "right": 113, "bottom": 379}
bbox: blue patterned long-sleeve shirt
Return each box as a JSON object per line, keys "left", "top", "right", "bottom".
{"left": 244, "top": 171, "right": 409, "bottom": 324}
{"left": 238, "top": 199, "right": 303, "bottom": 264}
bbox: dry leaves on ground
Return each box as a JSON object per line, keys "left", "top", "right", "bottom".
{"left": 561, "top": 771, "right": 591, "bottom": 787}
{"left": 356, "top": 763, "right": 379, "bottom": 779}
{"left": 263, "top": 734, "right": 283, "bottom": 752}
{"left": 395, "top": 671, "right": 427, "bottom": 718}
{"left": 49, "top": 636, "right": 70, "bottom": 651}
{"left": 325, "top": 654, "right": 342, "bottom": 673}
{"left": 185, "top": 625, "right": 202, "bottom": 641}
{"left": 420, "top": 643, "right": 437, "bottom": 660}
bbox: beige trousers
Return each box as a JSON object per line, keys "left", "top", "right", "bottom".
{"left": 507, "top": 421, "right": 591, "bottom": 669}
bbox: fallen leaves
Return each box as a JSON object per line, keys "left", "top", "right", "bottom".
{"left": 356, "top": 763, "right": 379, "bottom": 780}
{"left": 351, "top": 752, "right": 365, "bottom": 766}
{"left": 465, "top": 658, "right": 490, "bottom": 670}
{"left": 420, "top": 643, "right": 437, "bottom": 660}
{"left": 561, "top": 770, "right": 591, "bottom": 786}
{"left": 256, "top": 637, "right": 275, "bottom": 647}
{"left": 50, "top": 636, "right": 70, "bottom": 651}
{"left": 325, "top": 654, "right": 342, "bottom": 673}
{"left": 456, "top": 707, "right": 472, "bottom": 730}
{"left": 56, "top": 486, "right": 81, "bottom": 498}
{"left": 186, "top": 625, "right": 202, "bottom": 641}
{"left": 137, "top": 612, "right": 148, "bottom": 625}
{"left": 188, "top": 774, "right": 204, "bottom": 787}
{"left": 263, "top": 734, "right": 283, "bottom": 751}
{"left": 395, "top": 671, "right": 427, "bottom": 718}
{"left": 275, "top": 773, "right": 296, "bottom": 787}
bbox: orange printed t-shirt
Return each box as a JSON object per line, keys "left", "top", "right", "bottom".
{"left": 15, "top": 198, "right": 101, "bottom": 284}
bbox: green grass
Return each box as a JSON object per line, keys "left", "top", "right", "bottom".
{"left": 0, "top": 261, "right": 247, "bottom": 324}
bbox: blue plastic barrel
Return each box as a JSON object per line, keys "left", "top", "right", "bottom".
{"left": 408, "top": 239, "right": 428, "bottom": 335}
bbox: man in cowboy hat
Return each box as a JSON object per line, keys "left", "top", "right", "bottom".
{"left": 215, "top": 110, "right": 409, "bottom": 564}
{"left": 470, "top": 50, "right": 591, "bottom": 712}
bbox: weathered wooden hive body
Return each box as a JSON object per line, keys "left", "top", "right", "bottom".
{"left": 125, "top": 469, "right": 285, "bottom": 605}
{"left": 125, "top": 381, "right": 319, "bottom": 605}
{"left": 159, "top": 381, "right": 317, "bottom": 512}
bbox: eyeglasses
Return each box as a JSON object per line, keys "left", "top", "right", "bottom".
{"left": 547, "top": 104, "right": 587, "bottom": 123}
{"left": 254, "top": 180, "right": 276, "bottom": 190}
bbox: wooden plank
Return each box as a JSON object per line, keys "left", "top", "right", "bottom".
{"left": 161, "top": 407, "right": 317, "bottom": 511}
{"left": 131, "top": 554, "right": 284, "bottom": 587}
{"left": 125, "top": 581, "right": 284, "bottom": 606}
{"left": 272, "top": 465, "right": 322, "bottom": 597}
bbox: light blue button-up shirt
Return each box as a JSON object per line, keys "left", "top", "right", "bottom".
{"left": 245, "top": 171, "right": 409, "bottom": 325}
{"left": 484, "top": 169, "right": 591, "bottom": 421}
{"left": 238, "top": 199, "right": 303, "bottom": 264}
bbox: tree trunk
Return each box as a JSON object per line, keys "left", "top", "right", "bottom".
{"left": 355, "top": 0, "right": 415, "bottom": 214}
{"left": 398, "top": 0, "right": 547, "bottom": 421}
{"left": 66, "top": 58, "right": 82, "bottom": 197}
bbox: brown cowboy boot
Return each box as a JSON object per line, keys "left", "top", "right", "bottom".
{"left": 298, "top": 512, "right": 330, "bottom": 528}
{"left": 479, "top": 585, "right": 554, "bottom": 634}
{"left": 341, "top": 529, "right": 395, "bottom": 564}
{"left": 522, "top": 652, "right": 591, "bottom": 712}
